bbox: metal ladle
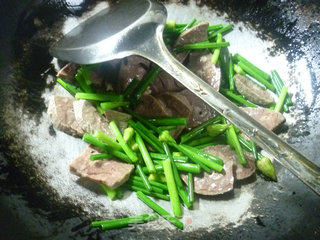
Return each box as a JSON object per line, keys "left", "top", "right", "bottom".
{"left": 50, "top": 0, "right": 320, "bottom": 195}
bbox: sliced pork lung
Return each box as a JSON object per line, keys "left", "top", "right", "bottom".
{"left": 234, "top": 74, "right": 274, "bottom": 106}
{"left": 240, "top": 107, "right": 285, "bottom": 131}
{"left": 159, "top": 92, "right": 192, "bottom": 118}
{"left": 56, "top": 62, "right": 78, "bottom": 80}
{"left": 70, "top": 146, "right": 134, "bottom": 189}
{"left": 134, "top": 95, "right": 172, "bottom": 118}
{"left": 73, "top": 100, "right": 113, "bottom": 137}
{"left": 181, "top": 145, "right": 234, "bottom": 195}
{"left": 205, "top": 145, "right": 256, "bottom": 180}
{"left": 179, "top": 89, "right": 217, "bottom": 128}
{"left": 119, "top": 55, "right": 150, "bottom": 91}
{"left": 47, "top": 96, "right": 84, "bottom": 137}
{"left": 175, "top": 22, "right": 209, "bottom": 47}
{"left": 188, "top": 50, "right": 221, "bottom": 91}
{"left": 174, "top": 22, "right": 210, "bottom": 67}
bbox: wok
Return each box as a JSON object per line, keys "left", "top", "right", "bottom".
{"left": 0, "top": 0, "right": 319, "bottom": 239}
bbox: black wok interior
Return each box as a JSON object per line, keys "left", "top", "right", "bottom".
{"left": 0, "top": 0, "right": 320, "bottom": 239}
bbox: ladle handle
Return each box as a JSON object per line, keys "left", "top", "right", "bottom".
{"left": 136, "top": 25, "right": 320, "bottom": 195}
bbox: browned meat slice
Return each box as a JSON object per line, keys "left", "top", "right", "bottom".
{"left": 174, "top": 22, "right": 210, "bottom": 64}
{"left": 205, "top": 145, "right": 256, "bottom": 180}
{"left": 119, "top": 55, "right": 150, "bottom": 91}
{"left": 234, "top": 74, "right": 274, "bottom": 106}
{"left": 47, "top": 96, "right": 84, "bottom": 137}
{"left": 70, "top": 146, "right": 134, "bottom": 189}
{"left": 188, "top": 50, "right": 221, "bottom": 91}
{"left": 181, "top": 145, "right": 234, "bottom": 195}
{"left": 73, "top": 100, "right": 111, "bottom": 136}
{"left": 179, "top": 89, "right": 217, "bottom": 128}
{"left": 240, "top": 107, "right": 285, "bottom": 131}
{"left": 134, "top": 95, "right": 171, "bottom": 118}
{"left": 56, "top": 62, "right": 78, "bottom": 80}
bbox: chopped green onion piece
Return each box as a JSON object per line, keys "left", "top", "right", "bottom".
{"left": 186, "top": 136, "right": 217, "bottom": 147}
{"left": 174, "top": 41, "right": 230, "bottom": 53}
{"left": 126, "top": 179, "right": 164, "bottom": 194}
{"left": 251, "top": 141, "right": 259, "bottom": 161}
{"left": 100, "top": 101, "right": 129, "bottom": 110}
{"left": 159, "top": 130, "right": 176, "bottom": 143}
{"left": 225, "top": 125, "right": 247, "bottom": 165}
{"left": 129, "top": 185, "right": 170, "bottom": 201}
{"left": 179, "top": 18, "right": 197, "bottom": 34}
{"left": 82, "top": 133, "right": 132, "bottom": 163}
{"left": 123, "top": 77, "right": 140, "bottom": 99}
{"left": 237, "top": 61, "right": 275, "bottom": 91}
{"left": 92, "top": 213, "right": 152, "bottom": 230}
{"left": 100, "top": 184, "right": 117, "bottom": 200}
{"left": 234, "top": 54, "right": 271, "bottom": 81}
{"left": 228, "top": 54, "right": 235, "bottom": 90}
{"left": 136, "top": 191, "right": 184, "bottom": 230}
{"left": 136, "top": 164, "right": 152, "bottom": 191}
{"left": 180, "top": 116, "right": 223, "bottom": 143}
{"left": 211, "top": 33, "right": 222, "bottom": 64}
{"left": 143, "top": 162, "right": 201, "bottom": 174}
{"left": 90, "top": 153, "right": 112, "bottom": 161}
{"left": 136, "top": 132, "right": 156, "bottom": 173}
{"left": 75, "top": 92, "right": 123, "bottom": 102}
{"left": 206, "top": 123, "right": 229, "bottom": 137}
{"left": 150, "top": 152, "right": 188, "bottom": 162}
{"left": 133, "top": 65, "right": 162, "bottom": 100}
{"left": 207, "top": 24, "right": 223, "bottom": 31}
{"left": 208, "top": 24, "right": 233, "bottom": 40}
{"left": 220, "top": 89, "right": 258, "bottom": 107}
{"left": 124, "top": 108, "right": 162, "bottom": 134}
{"left": 187, "top": 173, "right": 194, "bottom": 204}
{"left": 163, "top": 159, "right": 182, "bottom": 218}
{"left": 123, "top": 127, "right": 135, "bottom": 143}
{"left": 158, "top": 125, "right": 178, "bottom": 131}
{"left": 128, "top": 121, "right": 164, "bottom": 153}
{"left": 148, "top": 117, "right": 187, "bottom": 126}
{"left": 256, "top": 156, "right": 277, "bottom": 181}
{"left": 109, "top": 121, "right": 138, "bottom": 163}
{"left": 131, "top": 176, "right": 168, "bottom": 191}
{"left": 75, "top": 69, "right": 93, "bottom": 93}
{"left": 234, "top": 64, "right": 245, "bottom": 75}
{"left": 274, "top": 86, "right": 288, "bottom": 113}
{"left": 80, "top": 65, "right": 92, "bottom": 85}
{"left": 57, "top": 78, "right": 79, "bottom": 96}
{"left": 181, "top": 144, "right": 224, "bottom": 166}
{"left": 94, "top": 130, "right": 121, "bottom": 150}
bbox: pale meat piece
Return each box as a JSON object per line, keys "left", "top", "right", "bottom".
{"left": 73, "top": 100, "right": 130, "bottom": 138}
{"left": 188, "top": 50, "right": 222, "bottom": 91}
{"left": 240, "top": 107, "right": 285, "bottom": 131}
{"left": 234, "top": 74, "right": 274, "bottom": 106}
{"left": 179, "top": 89, "right": 217, "bottom": 128}
{"left": 56, "top": 62, "right": 78, "bottom": 80}
{"left": 134, "top": 95, "right": 172, "bottom": 118}
{"left": 70, "top": 146, "right": 134, "bottom": 189}
{"left": 47, "top": 96, "right": 84, "bottom": 137}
